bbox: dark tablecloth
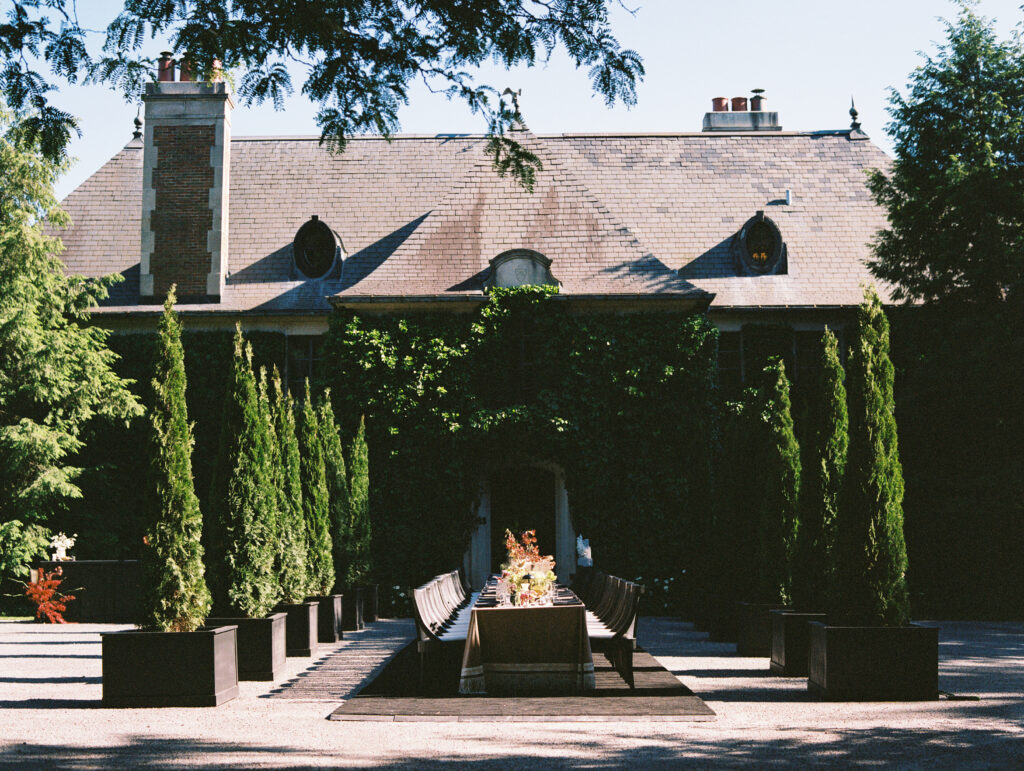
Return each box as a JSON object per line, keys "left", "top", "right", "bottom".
{"left": 458, "top": 601, "right": 595, "bottom": 695}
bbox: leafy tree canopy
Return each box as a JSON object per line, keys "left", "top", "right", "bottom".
{"left": 2, "top": 0, "right": 644, "bottom": 185}
{"left": 0, "top": 107, "right": 141, "bottom": 577}
{"left": 869, "top": 1, "right": 1024, "bottom": 304}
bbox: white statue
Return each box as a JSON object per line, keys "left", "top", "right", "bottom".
{"left": 576, "top": 534, "right": 593, "bottom": 567}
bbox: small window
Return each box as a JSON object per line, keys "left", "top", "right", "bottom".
{"left": 733, "top": 211, "right": 786, "bottom": 275}
{"left": 486, "top": 249, "right": 558, "bottom": 289}
{"left": 794, "top": 330, "right": 823, "bottom": 386}
{"left": 286, "top": 335, "right": 322, "bottom": 396}
{"left": 718, "top": 331, "right": 743, "bottom": 394}
{"left": 293, "top": 216, "right": 340, "bottom": 279}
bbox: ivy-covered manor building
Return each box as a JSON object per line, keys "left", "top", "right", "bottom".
{"left": 56, "top": 75, "right": 891, "bottom": 588}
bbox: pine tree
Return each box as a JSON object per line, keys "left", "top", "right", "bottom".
{"left": 207, "top": 326, "right": 280, "bottom": 618}
{"left": 298, "top": 380, "right": 333, "bottom": 595}
{"left": 792, "top": 329, "right": 848, "bottom": 611}
{"left": 752, "top": 358, "right": 801, "bottom": 604}
{"left": 140, "top": 288, "right": 210, "bottom": 632}
{"left": 317, "top": 391, "right": 350, "bottom": 594}
{"left": 271, "top": 369, "right": 308, "bottom": 603}
{"left": 834, "top": 288, "right": 910, "bottom": 626}
{"left": 868, "top": 5, "right": 1024, "bottom": 304}
{"left": 345, "top": 415, "right": 372, "bottom": 588}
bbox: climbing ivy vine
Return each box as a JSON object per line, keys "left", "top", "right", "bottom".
{"left": 319, "top": 287, "right": 719, "bottom": 591}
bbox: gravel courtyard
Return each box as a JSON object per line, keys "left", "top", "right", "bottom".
{"left": 1, "top": 617, "right": 1021, "bottom": 768}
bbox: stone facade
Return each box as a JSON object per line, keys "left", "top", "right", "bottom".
{"left": 139, "top": 81, "right": 233, "bottom": 302}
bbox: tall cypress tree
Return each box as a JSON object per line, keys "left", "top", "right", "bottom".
{"left": 792, "top": 329, "right": 848, "bottom": 611}
{"left": 298, "top": 380, "right": 334, "bottom": 595}
{"left": 271, "top": 369, "right": 308, "bottom": 603}
{"left": 835, "top": 288, "right": 910, "bottom": 626}
{"left": 317, "top": 391, "right": 350, "bottom": 593}
{"left": 752, "top": 358, "right": 801, "bottom": 604}
{"left": 255, "top": 367, "right": 283, "bottom": 605}
{"left": 345, "top": 415, "right": 371, "bottom": 588}
{"left": 208, "top": 326, "right": 280, "bottom": 618}
{"left": 140, "top": 287, "right": 210, "bottom": 632}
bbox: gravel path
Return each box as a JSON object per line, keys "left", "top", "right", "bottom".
{"left": 1, "top": 617, "right": 1021, "bottom": 768}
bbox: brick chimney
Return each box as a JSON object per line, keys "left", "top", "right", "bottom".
{"left": 139, "top": 60, "right": 234, "bottom": 303}
{"left": 702, "top": 90, "right": 781, "bottom": 132}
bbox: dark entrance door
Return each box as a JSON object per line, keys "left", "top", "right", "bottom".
{"left": 490, "top": 466, "right": 557, "bottom": 574}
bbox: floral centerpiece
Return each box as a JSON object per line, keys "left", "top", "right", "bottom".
{"left": 498, "top": 529, "right": 556, "bottom": 606}
{"left": 50, "top": 532, "right": 77, "bottom": 561}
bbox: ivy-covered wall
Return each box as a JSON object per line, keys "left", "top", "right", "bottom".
{"left": 317, "top": 288, "right": 720, "bottom": 591}
{"left": 889, "top": 304, "right": 1024, "bottom": 619}
{"left": 59, "top": 330, "right": 286, "bottom": 558}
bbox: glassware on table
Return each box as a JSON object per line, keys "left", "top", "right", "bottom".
{"left": 496, "top": 578, "right": 511, "bottom": 606}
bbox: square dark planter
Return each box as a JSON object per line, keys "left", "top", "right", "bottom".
{"left": 308, "top": 594, "right": 344, "bottom": 643}
{"left": 206, "top": 612, "right": 286, "bottom": 681}
{"left": 360, "top": 584, "right": 379, "bottom": 623}
{"left": 690, "top": 589, "right": 710, "bottom": 632}
{"left": 736, "top": 601, "right": 788, "bottom": 656}
{"left": 341, "top": 586, "right": 364, "bottom": 631}
{"left": 770, "top": 611, "right": 827, "bottom": 676}
{"left": 706, "top": 596, "right": 738, "bottom": 643}
{"left": 808, "top": 622, "right": 939, "bottom": 700}
{"left": 101, "top": 625, "right": 239, "bottom": 707}
{"left": 278, "top": 601, "right": 320, "bottom": 657}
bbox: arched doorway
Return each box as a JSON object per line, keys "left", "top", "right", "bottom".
{"left": 488, "top": 466, "right": 557, "bottom": 574}
{"left": 464, "top": 461, "right": 576, "bottom": 590}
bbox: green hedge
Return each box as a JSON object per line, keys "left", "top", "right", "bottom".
{"left": 889, "top": 303, "right": 1024, "bottom": 619}
{"left": 60, "top": 329, "right": 285, "bottom": 560}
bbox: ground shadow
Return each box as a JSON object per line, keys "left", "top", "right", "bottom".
{"left": 2, "top": 725, "right": 1022, "bottom": 768}
{"left": 0, "top": 676, "right": 101, "bottom": 684}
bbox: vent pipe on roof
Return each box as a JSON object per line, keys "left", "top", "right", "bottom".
{"left": 157, "top": 52, "right": 175, "bottom": 82}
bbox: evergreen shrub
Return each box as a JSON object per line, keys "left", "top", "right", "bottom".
{"left": 206, "top": 327, "right": 281, "bottom": 618}
{"left": 271, "top": 369, "right": 309, "bottom": 603}
{"left": 298, "top": 381, "right": 334, "bottom": 595}
{"left": 792, "top": 329, "right": 847, "bottom": 611}
{"left": 834, "top": 289, "right": 910, "bottom": 626}
{"left": 317, "top": 392, "right": 351, "bottom": 593}
{"left": 344, "top": 416, "right": 371, "bottom": 588}
{"left": 139, "top": 289, "right": 210, "bottom": 632}
{"left": 751, "top": 358, "right": 801, "bottom": 604}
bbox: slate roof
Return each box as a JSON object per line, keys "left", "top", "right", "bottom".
{"left": 56, "top": 127, "right": 892, "bottom": 314}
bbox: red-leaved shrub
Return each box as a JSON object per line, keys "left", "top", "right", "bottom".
{"left": 25, "top": 568, "right": 76, "bottom": 624}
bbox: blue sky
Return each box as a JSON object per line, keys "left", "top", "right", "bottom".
{"left": 55, "top": 0, "right": 1024, "bottom": 199}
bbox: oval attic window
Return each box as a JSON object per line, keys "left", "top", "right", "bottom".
{"left": 293, "top": 216, "right": 338, "bottom": 279}
{"left": 735, "top": 211, "right": 786, "bottom": 275}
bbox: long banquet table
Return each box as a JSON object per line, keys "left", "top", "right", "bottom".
{"left": 458, "top": 579, "right": 596, "bottom": 696}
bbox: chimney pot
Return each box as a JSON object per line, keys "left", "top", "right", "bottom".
{"left": 751, "top": 95, "right": 766, "bottom": 111}
{"left": 731, "top": 96, "right": 748, "bottom": 112}
{"left": 178, "top": 57, "right": 192, "bottom": 82}
{"left": 712, "top": 97, "right": 729, "bottom": 112}
{"left": 157, "top": 51, "right": 175, "bottom": 83}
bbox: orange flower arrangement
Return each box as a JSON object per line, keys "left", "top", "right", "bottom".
{"left": 499, "top": 529, "right": 556, "bottom": 606}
